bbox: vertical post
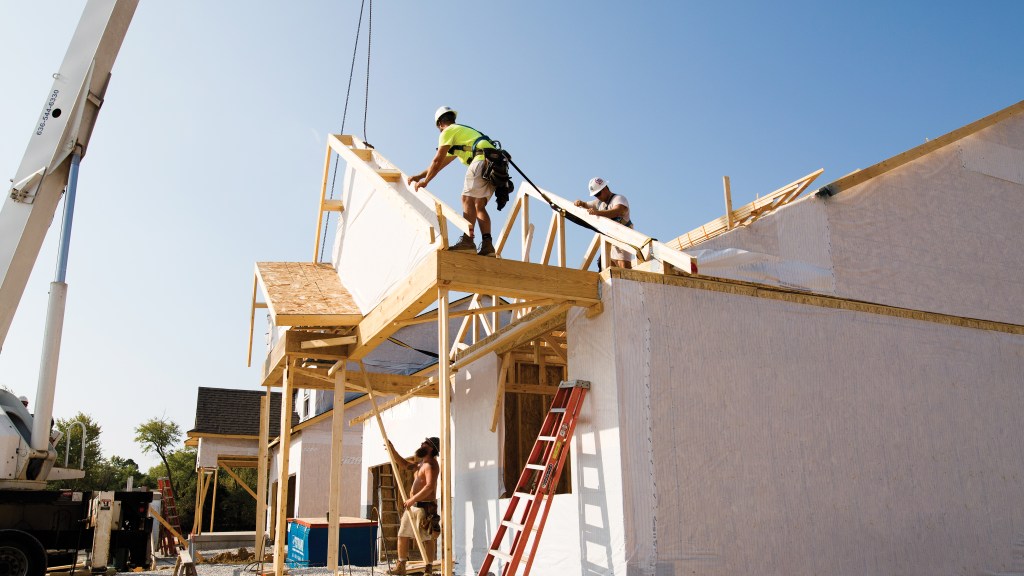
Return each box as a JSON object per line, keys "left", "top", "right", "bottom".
{"left": 723, "top": 176, "right": 734, "bottom": 230}
{"left": 313, "top": 143, "right": 333, "bottom": 262}
{"left": 437, "top": 289, "right": 453, "bottom": 576}
{"left": 521, "top": 195, "right": 530, "bottom": 263}
{"left": 326, "top": 363, "right": 347, "bottom": 572}
{"left": 273, "top": 361, "right": 295, "bottom": 576}
{"left": 557, "top": 212, "right": 566, "bottom": 268}
{"left": 255, "top": 389, "right": 270, "bottom": 555}
{"left": 193, "top": 470, "right": 203, "bottom": 535}
{"left": 209, "top": 467, "right": 218, "bottom": 532}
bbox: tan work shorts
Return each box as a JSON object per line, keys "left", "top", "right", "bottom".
{"left": 610, "top": 244, "right": 635, "bottom": 263}
{"left": 463, "top": 158, "right": 495, "bottom": 200}
{"left": 398, "top": 506, "right": 436, "bottom": 541}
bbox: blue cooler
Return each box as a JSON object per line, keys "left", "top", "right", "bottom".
{"left": 286, "top": 516, "right": 378, "bottom": 567}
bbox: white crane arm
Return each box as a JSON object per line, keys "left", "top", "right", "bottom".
{"left": 0, "top": 0, "right": 138, "bottom": 350}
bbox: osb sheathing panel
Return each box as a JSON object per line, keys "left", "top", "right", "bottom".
{"left": 257, "top": 262, "right": 361, "bottom": 326}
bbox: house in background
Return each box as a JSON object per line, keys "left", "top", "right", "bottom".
{"left": 185, "top": 387, "right": 294, "bottom": 542}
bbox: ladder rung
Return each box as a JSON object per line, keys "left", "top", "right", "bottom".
{"left": 537, "top": 435, "right": 556, "bottom": 442}
{"left": 550, "top": 408, "right": 566, "bottom": 413}
{"left": 513, "top": 491, "right": 536, "bottom": 500}
{"left": 501, "top": 520, "right": 525, "bottom": 532}
{"left": 488, "top": 549, "right": 512, "bottom": 562}
{"left": 525, "top": 464, "right": 545, "bottom": 471}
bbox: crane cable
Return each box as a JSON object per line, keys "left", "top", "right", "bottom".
{"left": 320, "top": 0, "right": 372, "bottom": 262}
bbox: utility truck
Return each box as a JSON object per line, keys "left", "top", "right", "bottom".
{"left": 0, "top": 1, "right": 153, "bottom": 573}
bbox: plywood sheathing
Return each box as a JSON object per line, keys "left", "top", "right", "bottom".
{"left": 255, "top": 262, "right": 361, "bottom": 327}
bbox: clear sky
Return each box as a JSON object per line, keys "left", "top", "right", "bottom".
{"left": 1, "top": 1, "right": 1022, "bottom": 471}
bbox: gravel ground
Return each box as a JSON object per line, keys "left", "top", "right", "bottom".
{"left": 121, "top": 565, "right": 395, "bottom": 576}
{"left": 111, "top": 549, "right": 405, "bottom": 576}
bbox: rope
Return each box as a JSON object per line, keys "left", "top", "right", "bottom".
{"left": 320, "top": 0, "right": 371, "bottom": 262}
{"left": 506, "top": 158, "right": 647, "bottom": 260}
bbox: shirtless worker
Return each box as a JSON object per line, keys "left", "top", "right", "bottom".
{"left": 386, "top": 437, "right": 441, "bottom": 575}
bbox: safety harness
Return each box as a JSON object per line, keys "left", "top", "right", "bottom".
{"left": 444, "top": 124, "right": 514, "bottom": 210}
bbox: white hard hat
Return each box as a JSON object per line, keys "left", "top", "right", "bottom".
{"left": 434, "top": 106, "right": 457, "bottom": 125}
{"left": 18, "top": 395, "right": 28, "bottom": 403}
{"left": 588, "top": 177, "right": 609, "bottom": 196}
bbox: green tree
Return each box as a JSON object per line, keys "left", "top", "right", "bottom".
{"left": 51, "top": 412, "right": 103, "bottom": 490}
{"left": 88, "top": 455, "right": 156, "bottom": 491}
{"left": 135, "top": 417, "right": 182, "bottom": 495}
{"left": 146, "top": 448, "right": 198, "bottom": 533}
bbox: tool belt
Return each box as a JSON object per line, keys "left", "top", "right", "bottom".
{"left": 415, "top": 501, "right": 441, "bottom": 536}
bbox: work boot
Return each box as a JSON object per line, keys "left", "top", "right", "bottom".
{"left": 390, "top": 559, "right": 406, "bottom": 575}
{"left": 477, "top": 234, "right": 495, "bottom": 257}
{"left": 450, "top": 234, "right": 476, "bottom": 253}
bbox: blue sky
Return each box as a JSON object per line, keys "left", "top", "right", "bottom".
{"left": 1, "top": 1, "right": 1021, "bottom": 470}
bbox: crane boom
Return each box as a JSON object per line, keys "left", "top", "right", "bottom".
{"left": 0, "top": 0, "right": 138, "bottom": 351}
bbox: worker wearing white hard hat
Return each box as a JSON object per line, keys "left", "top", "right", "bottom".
{"left": 18, "top": 395, "right": 29, "bottom": 407}
{"left": 408, "top": 106, "right": 498, "bottom": 256}
{"left": 574, "top": 177, "right": 634, "bottom": 269}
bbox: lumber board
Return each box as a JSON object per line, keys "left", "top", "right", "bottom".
{"left": 439, "top": 250, "right": 600, "bottom": 303}
{"left": 347, "top": 376, "right": 440, "bottom": 426}
{"left": 256, "top": 262, "right": 361, "bottom": 327}
{"left": 452, "top": 303, "right": 572, "bottom": 370}
{"left": 607, "top": 268, "right": 1024, "bottom": 336}
{"left": 818, "top": 99, "right": 1024, "bottom": 197}
{"left": 667, "top": 168, "right": 823, "bottom": 251}
{"left": 351, "top": 251, "right": 440, "bottom": 360}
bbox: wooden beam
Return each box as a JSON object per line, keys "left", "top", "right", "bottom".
{"left": 347, "top": 376, "right": 439, "bottom": 426}
{"left": 326, "top": 363, "right": 346, "bottom": 572}
{"left": 494, "top": 193, "right": 522, "bottom": 257}
{"left": 723, "top": 176, "right": 734, "bottom": 230}
{"left": 437, "top": 250, "right": 599, "bottom": 303}
{"left": 819, "top": 99, "right": 1024, "bottom": 197}
{"left": 321, "top": 199, "right": 344, "bottom": 212}
{"left": 352, "top": 250, "right": 439, "bottom": 359}
{"left": 149, "top": 506, "right": 188, "bottom": 549}
{"left": 272, "top": 361, "right": 295, "bottom": 576}
{"left": 299, "top": 335, "right": 358, "bottom": 349}
{"left": 608, "top": 267, "right": 1024, "bottom": 336}
{"left": 219, "top": 464, "right": 257, "bottom": 501}
{"left": 490, "top": 353, "right": 511, "bottom": 433}
{"left": 313, "top": 142, "right": 333, "bottom": 262}
{"left": 438, "top": 291, "right": 453, "bottom": 576}
{"left": 255, "top": 389, "right": 270, "bottom": 554}
{"left": 248, "top": 273, "right": 259, "bottom": 367}
{"left": 294, "top": 366, "right": 432, "bottom": 395}
{"left": 210, "top": 467, "right": 219, "bottom": 532}
{"left": 541, "top": 335, "right": 567, "bottom": 363}
{"left": 452, "top": 303, "right": 572, "bottom": 371}
{"left": 358, "top": 359, "right": 432, "bottom": 565}
{"left": 522, "top": 183, "right": 698, "bottom": 274}
{"left": 396, "top": 299, "right": 553, "bottom": 327}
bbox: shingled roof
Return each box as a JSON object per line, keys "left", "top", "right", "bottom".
{"left": 189, "top": 387, "right": 297, "bottom": 437}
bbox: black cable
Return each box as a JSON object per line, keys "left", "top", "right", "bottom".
{"left": 320, "top": 0, "right": 369, "bottom": 263}
{"left": 507, "top": 157, "right": 646, "bottom": 260}
{"left": 363, "top": 0, "right": 372, "bottom": 142}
